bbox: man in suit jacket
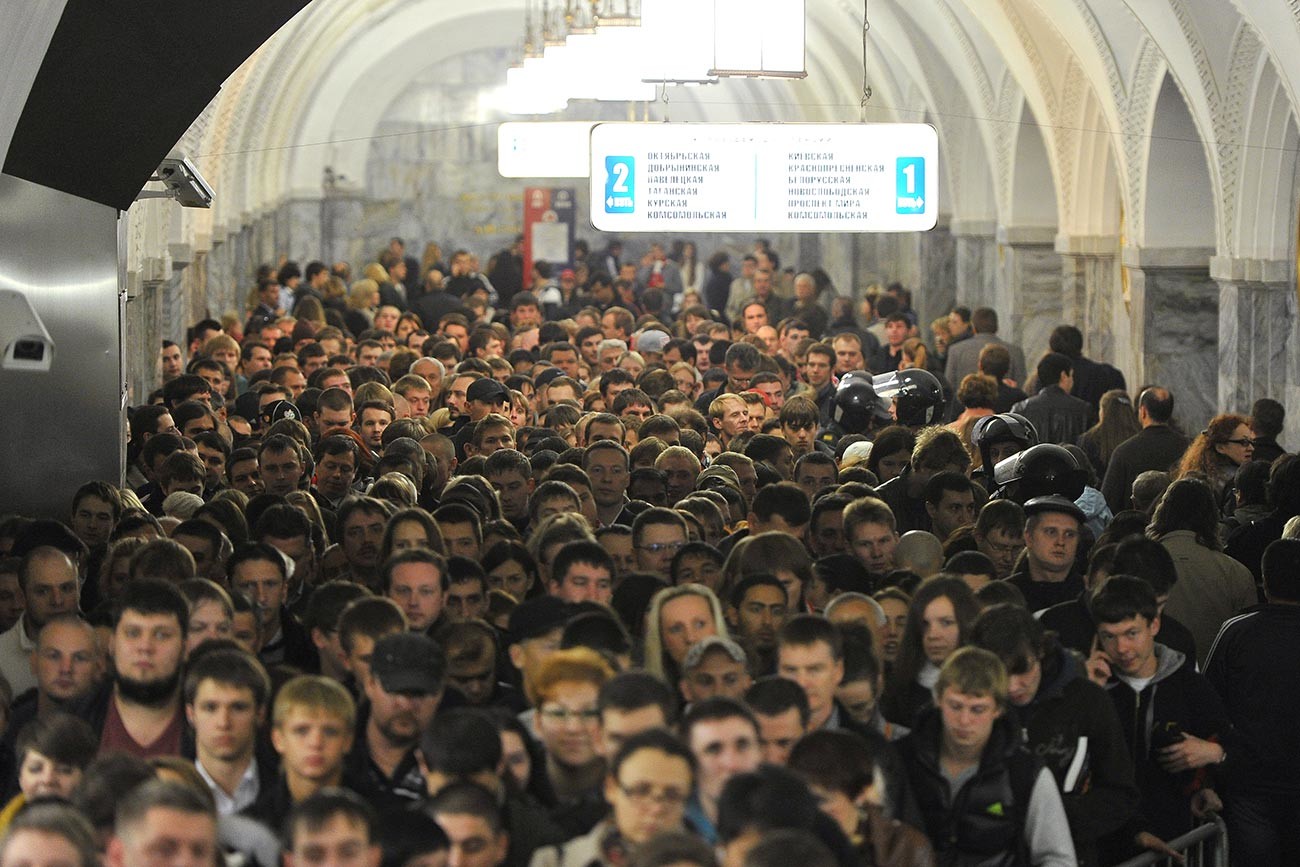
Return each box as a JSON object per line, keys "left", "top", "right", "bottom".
{"left": 1100, "top": 387, "right": 1189, "bottom": 513}
{"left": 944, "top": 307, "right": 1028, "bottom": 387}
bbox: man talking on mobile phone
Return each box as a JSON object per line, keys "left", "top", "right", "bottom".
{"left": 1086, "top": 576, "right": 1232, "bottom": 861}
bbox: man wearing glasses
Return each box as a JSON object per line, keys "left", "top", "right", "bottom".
{"left": 531, "top": 729, "right": 697, "bottom": 867}
{"left": 631, "top": 508, "right": 690, "bottom": 580}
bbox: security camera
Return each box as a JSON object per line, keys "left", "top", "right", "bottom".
{"left": 136, "top": 157, "right": 214, "bottom": 208}
{"left": 0, "top": 289, "right": 55, "bottom": 372}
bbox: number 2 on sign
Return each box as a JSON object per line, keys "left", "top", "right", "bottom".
{"left": 611, "top": 162, "right": 630, "bottom": 193}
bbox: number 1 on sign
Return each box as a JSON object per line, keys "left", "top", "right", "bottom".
{"left": 895, "top": 157, "right": 925, "bottom": 214}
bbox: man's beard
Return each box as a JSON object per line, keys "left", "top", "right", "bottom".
{"left": 375, "top": 707, "right": 423, "bottom": 749}
{"left": 115, "top": 667, "right": 181, "bottom": 707}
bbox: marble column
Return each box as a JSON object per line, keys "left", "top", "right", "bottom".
{"left": 997, "top": 226, "right": 1061, "bottom": 362}
{"left": 255, "top": 212, "right": 277, "bottom": 266}
{"left": 204, "top": 235, "right": 236, "bottom": 319}
{"left": 321, "top": 191, "right": 366, "bottom": 268}
{"left": 1057, "top": 234, "right": 1120, "bottom": 365}
{"left": 1212, "top": 256, "right": 1294, "bottom": 418}
{"left": 279, "top": 197, "right": 325, "bottom": 261}
{"left": 1123, "top": 247, "right": 1217, "bottom": 432}
{"left": 952, "top": 219, "right": 997, "bottom": 309}
{"left": 810, "top": 233, "right": 857, "bottom": 306}
{"left": 917, "top": 219, "right": 957, "bottom": 333}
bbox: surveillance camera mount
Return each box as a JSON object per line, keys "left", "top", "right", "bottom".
{"left": 135, "top": 156, "right": 214, "bottom": 208}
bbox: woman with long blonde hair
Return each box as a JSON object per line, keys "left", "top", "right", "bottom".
{"left": 643, "top": 584, "right": 729, "bottom": 685}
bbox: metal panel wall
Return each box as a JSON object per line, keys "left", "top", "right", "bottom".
{"left": 0, "top": 172, "right": 123, "bottom": 519}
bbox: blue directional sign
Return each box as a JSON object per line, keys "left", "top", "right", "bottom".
{"left": 896, "top": 157, "right": 926, "bottom": 214}
{"left": 588, "top": 123, "right": 938, "bottom": 232}
{"left": 604, "top": 156, "right": 635, "bottom": 213}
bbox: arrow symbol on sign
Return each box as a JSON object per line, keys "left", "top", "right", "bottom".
{"left": 606, "top": 197, "right": 615, "bottom": 208}
{"left": 916, "top": 197, "right": 924, "bottom": 208}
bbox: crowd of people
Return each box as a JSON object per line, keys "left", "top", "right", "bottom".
{"left": 1, "top": 234, "right": 1297, "bottom": 867}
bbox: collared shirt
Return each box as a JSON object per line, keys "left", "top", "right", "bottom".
{"left": 0, "top": 618, "right": 38, "bottom": 697}
{"left": 344, "top": 704, "right": 426, "bottom": 811}
{"left": 196, "top": 756, "right": 260, "bottom": 816}
{"left": 259, "top": 623, "right": 286, "bottom": 665}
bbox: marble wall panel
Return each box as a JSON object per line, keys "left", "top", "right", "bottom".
{"left": 1085, "top": 256, "right": 1118, "bottom": 365}
{"left": 281, "top": 199, "right": 324, "bottom": 262}
{"left": 1000, "top": 243, "right": 1061, "bottom": 363}
{"left": 918, "top": 223, "right": 956, "bottom": 332}
{"left": 1063, "top": 254, "right": 1120, "bottom": 365}
{"left": 1218, "top": 280, "right": 1295, "bottom": 417}
{"left": 1143, "top": 268, "right": 1218, "bottom": 432}
{"left": 956, "top": 234, "right": 997, "bottom": 309}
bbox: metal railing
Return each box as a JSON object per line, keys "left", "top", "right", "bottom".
{"left": 1111, "top": 815, "right": 1228, "bottom": 867}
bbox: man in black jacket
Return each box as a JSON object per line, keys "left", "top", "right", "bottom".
{"left": 1226, "top": 454, "right": 1300, "bottom": 584}
{"left": 971, "top": 604, "right": 1137, "bottom": 867}
{"left": 1085, "top": 577, "right": 1229, "bottom": 849}
{"left": 1012, "top": 353, "right": 1091, "bottom": 446}
{"left": 1041, "top": 535, "right": 1199, "bottom": 664}
{"left": 1047, "top": 324, "right": 1126, "bottom": 414}
{"left": 1099, "top": 387, "right": 1189, "bottom": 513}
{"left": 1204, "top": 539, "right": 1300, "bottom": 867}
{"left": 897, "top": 647, "right": 1077, "bottom": 866}
{"left": 229, "top": 542, "right": 319, "bottom": 673}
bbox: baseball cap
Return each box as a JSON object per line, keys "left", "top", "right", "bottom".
{"left": 697, "top": 464, "right": 741, "bottom": 493}
{"left": 636, "top": 330, "right": 671, "bottom": 355}
{"left": 840, "top": 441, "right": 873, "bottom": 468}
{"left": 466, "top": 378, "right": 508, "bottom": 405}
{"left": 370, "top": 632, "right": 446, "bottom": 694}
{"left": 507, "top": 596, "right": 573, "bottom": 645}
{"left": 1022, "top": 494, "right": 1086, "bottom": 524}
{"left": 533, "top": 367, "right": 566, "bottom": 390}
{"left": 560, "top": 268, "right": 576, "bottom": 280}
{"left": 682, "top": 636, "right": 747, "bottom": 671}
{"left": 261, "top": 399, "right": 301, "bottom": 426}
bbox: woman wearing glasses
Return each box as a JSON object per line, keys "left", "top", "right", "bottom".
{"left": 1174, "top": 412, "right": 1254, "bottom": 514}
{"left": 529, "top": 647, "right": 615, "bottom": 807}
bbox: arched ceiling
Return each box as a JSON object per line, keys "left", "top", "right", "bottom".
{"left": 181, "top": 0, "right": 1300, "bottom": 264}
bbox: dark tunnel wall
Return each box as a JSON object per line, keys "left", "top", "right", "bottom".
{"left": 3, "top": 0, "right": 312, "bottom": 211}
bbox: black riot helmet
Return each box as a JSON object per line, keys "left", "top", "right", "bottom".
{"left": 872, "top": 369, "right": 945, "bottom": 427}
{"left": 972, "top": 412, "right": 1039, "bottom": 473}
{"left": 831, "top": 370, "right": 889, "bottom": 435}
{"left": 991, "top": 443, "right": 1087, "bottom": 504}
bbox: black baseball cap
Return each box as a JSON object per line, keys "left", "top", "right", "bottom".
{"left": 369, "top": 632, "right": 446, "bottom": 695}
{"left": 466, "top": 378, "right": 508, "bottom": 405}
{"left": 507, "top": 596, "right": 572, "bottom": 646}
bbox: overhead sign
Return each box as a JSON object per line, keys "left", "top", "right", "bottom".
{"left": 588, "top": 122, "right": 938, "bottom": 232}
{"left": 498, "top": 122, "right": 594, "bottom": 178}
